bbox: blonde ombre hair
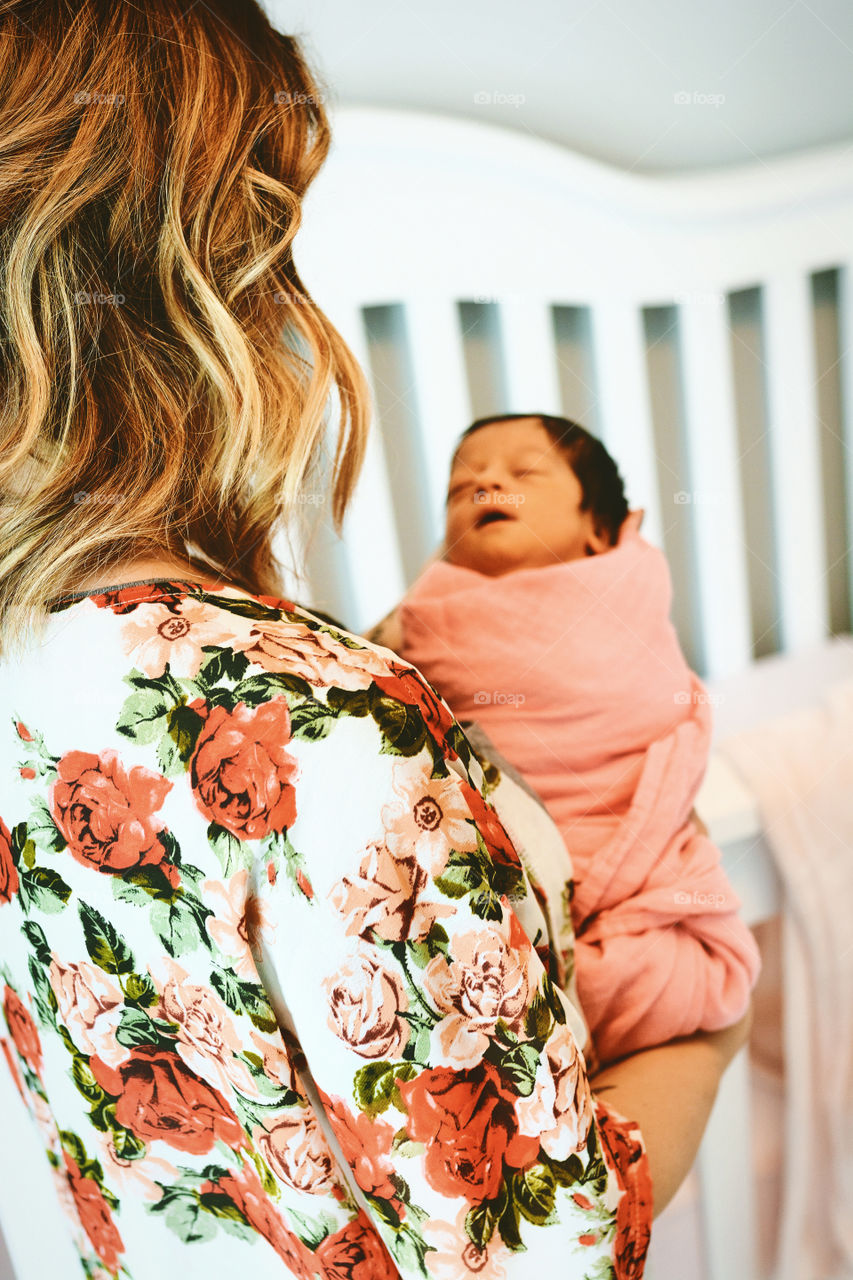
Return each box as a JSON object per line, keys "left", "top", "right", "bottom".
{"left": 0, "top": 0, "right": 370, "bottom": 656}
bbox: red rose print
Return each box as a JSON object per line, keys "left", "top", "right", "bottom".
{"left": 91, "top": 581, "right": 194, "bottom": 614}
{"left": 322, "top": 1094, "right": 400, "bottom": 1207}
{"left": 204, "top": 1163, "right": 314, "bottom": 1277}
{"left": 0, "top": 817, "right": 19, "bottom": 905}
{"left": 63, "top": 1152, "right": 125, "bottom": 1273}
{"left": 3, "top": 985, "right": 42, "bottom": 1076}
{"left": 397, "top": 1061, "right": 539, "bottom": 1202}
{"left": 373, "top": 662, "right": 456, "bottom": 746}
{"left": 458, "top": 780, "right": 522, "bottom": 870}
{"left": 49, "top": 750, "right": 176, "bottom": 884}
{"left": 15, "top": 722, "right": 33, "bottom": 741}
{"left": 1, "top": 1037, "right": 25, "bottom": 1100}
{"left": 595, "top": 1104, "right": 653, "bottom": 1279}
{"left": 90, "top": 1045, "right": 245, "bottom": 1155}
{"left": 188, "top": 697, "right": 298, "bottom": 840}
{"left": 315, "top": 1212, "right": 399, "bottom": 1280}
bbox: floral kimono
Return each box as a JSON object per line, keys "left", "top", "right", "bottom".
{"left": 0, "top": 577, "right": 652, "bottom": 1279}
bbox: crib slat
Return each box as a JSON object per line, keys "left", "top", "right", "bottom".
{"left": 589, "top": 301, "right": 663, "bottom": 547}
{"left": 320, "top": 300, "right": 407, "bottom": 632}
{"left": 837, "top": 265, "right": 853, "bottom": 620}
{"left": 497, "top": 298, "right": 564, "bottom": 419}
{"left": 762, "top": 273, "right": 827, "bottom": 651}
{"left": 402, "top": 297, "right": 474, "bottom": 545}
{"left": 678, "top": 296, "right": 753, "bottom": 679}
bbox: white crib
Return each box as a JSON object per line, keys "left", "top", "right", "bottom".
{"left": 288, "top": 106, "right": 853, "bottom": 1280}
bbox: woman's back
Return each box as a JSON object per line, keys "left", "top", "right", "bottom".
{"left": 0, "top": 576, "right": 651, "bottom": 1278}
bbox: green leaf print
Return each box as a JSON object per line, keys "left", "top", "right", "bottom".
{"left": 543, "top": 1151, "right": 586, "bottom": 1188}
{"left": 156, "top": 1189, "right": 218, "bottom": 1245}
{"left": 21, "top": 919, "right": 51, "bottom": 965}
{"left": 9, "top": 822, "right": 27, "bottom": 867}
{"left": 150, "top": 895, "right": 211, "bottom": 959}
{"left": 196, "top": 592, "right": 281, "bottom": 623}
{"left": 123, "top": 972, "right": 159, "bottom": 1008}
{"left": 465, "top": 1190, "right": 505, "bottom": 1253}
{"left": 407, "top": 924, "right": 449, "bottom": 969}
{"left": 27, "top": 797, "right": 66, "bottom": 853}
{"left": 115, "top": 1007, "right": 176, "bottom": 1050}
{"left": 497, "top": 1184, "right": 525, "bottom": 1252}
{"left": 497, "top": 1041, "right": 541, "bottom": 1097}
{"left": 210, "top": 969, "right": 277, "bottom": 1032}
{"left": 78, "top": 902, "right": 135, "bottom": 974}
{"left": 233, "top": 671, "right": 313, "bottom": 706}
{"left": 353, "top": 1060, "right": 417, "bottom": 1117}
{"left": 196, "top": 646, "right": 250, "bottom": 688}
{"left": 369, "top": 689, "right": 428, "bottom": 759}
{"left": 513, "top": 1163, "right": 558, "bottom": 1226}
{"left": 325, "top": 686, "right": 371, "bottom": 718}
{"left": 434, "top": 844, "right": 523, "bottom": 918}
{"left": 166, "top": 703, "right": 206, "bottom": 763}
{"left": 17, "top": 866, "right": 72, "bottom": 914}
{"left": 116, "top": 686, "right": 171, "bottom": 744}
{"left": 206, "top": 823, "right": 248, "bottom": 877}
{"left": 389, "top": 1223, "right": 434, "bottom": 1278}
{"left": 288, "top": 700, "right": 338, "bottom": 742}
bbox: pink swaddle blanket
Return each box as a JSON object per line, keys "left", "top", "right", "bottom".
{"left": 398, "top": 527, "right": 761, "bottom": 1062}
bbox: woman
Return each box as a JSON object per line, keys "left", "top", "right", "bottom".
{"left": 0, "top": 3, "right": 749, "bottom": 1277}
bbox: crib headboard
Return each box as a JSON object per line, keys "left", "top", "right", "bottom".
{"left": 290, "top": 106, "right": 853, "bottom": 681}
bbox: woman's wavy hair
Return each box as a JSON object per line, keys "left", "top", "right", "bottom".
{"left": 455, "top": 413, "right": 629, "bottom": 544}
{"left": 0, "top": 0, "right": 370, "bottom": 655}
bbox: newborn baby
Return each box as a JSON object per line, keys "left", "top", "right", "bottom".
{"left": 382, "top": 412, "right": 760, "bottom": 1065}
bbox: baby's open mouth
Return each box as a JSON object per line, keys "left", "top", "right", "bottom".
{"left": 475, "top": 509, "right": 513, "bottom": 529}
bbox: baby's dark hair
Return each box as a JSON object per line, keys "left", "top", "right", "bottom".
{"left": 455, "top": 413, "right": 629, "bottom": 545}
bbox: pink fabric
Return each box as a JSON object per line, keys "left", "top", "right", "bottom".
{"left": 398, "top": 527, "right": 761, "bottom": 1063}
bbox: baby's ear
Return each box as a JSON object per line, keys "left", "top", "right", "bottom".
{"left": 585, "top": 525, "right": 613, "bottom": 555}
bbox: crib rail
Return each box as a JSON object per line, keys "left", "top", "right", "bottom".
{"left": 293, "top": 107, "right": 853, "bottom": 680}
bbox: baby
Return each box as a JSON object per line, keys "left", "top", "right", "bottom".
{"left": 373, "top": 412, "right": 760, "bottom": 1066}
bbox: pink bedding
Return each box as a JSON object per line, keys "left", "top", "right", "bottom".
{"left": 398, "top": 527, "right": 760, "bottom": 1062}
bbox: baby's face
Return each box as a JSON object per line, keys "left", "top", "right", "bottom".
{"left": 444, "top": 419, "right": 611, "bottom": 577}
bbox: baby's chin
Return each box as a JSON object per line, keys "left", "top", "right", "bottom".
{"left": 445, "top": 541, "right": 598, "bottom": 576}
{"left": 445, "top": 545, "right": 547, "bottom": 577}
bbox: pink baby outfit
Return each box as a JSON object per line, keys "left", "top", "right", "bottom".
{"left": 398, "top": 527, "right": 761, "bottom": 1063}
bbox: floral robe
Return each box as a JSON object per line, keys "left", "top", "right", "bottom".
{"left": 0, "top": 578, "right": 652, "bottom": 1279}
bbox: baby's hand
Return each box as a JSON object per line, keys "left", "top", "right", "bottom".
{"left": 363, "top": 605, "right": 403, "bottom": 652}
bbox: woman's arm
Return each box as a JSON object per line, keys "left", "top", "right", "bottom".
{"left": 589, "top": 1003, "right": 753, "bottom": 1217}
